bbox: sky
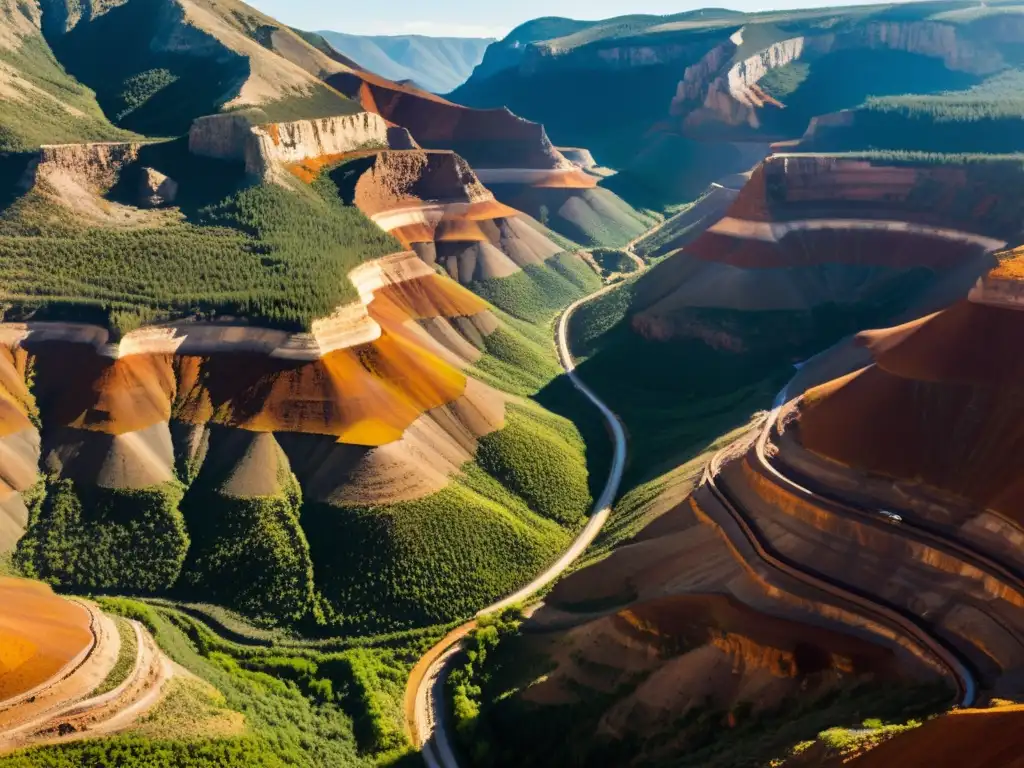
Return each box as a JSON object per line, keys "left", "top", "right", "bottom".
{"left": 248, "top": 0, "right": 896, "bottom": 38}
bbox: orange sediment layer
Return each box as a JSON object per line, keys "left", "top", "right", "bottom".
{"left": 28, "top": 332, "right": 468, "bottom": 447}
{"left": 988, "top": 247, "right": 1024, "bottom": 281}
{"left": 0, "top": 348, "right": 34, "bottom": 439}
{"left": 0, "top": 578, "right": 93, "bottom": 703}
{"left": 798, "top": 300, "right": 1024, "bottom": 521}
{"left": 372, "top": 274, "right": 487, "bottom": 320}
{"left": 848, "top": 704, "right": 1024, "bottom": 768}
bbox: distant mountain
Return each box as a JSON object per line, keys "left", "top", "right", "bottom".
{"left": 315, "top": 31, "right": 493, "bottom": 93}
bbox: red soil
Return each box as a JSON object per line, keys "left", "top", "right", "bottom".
{"left": 0, "top": 348, "right": 33, "bottom": 438}
{"left": 326, "top": 71, "right": 568, "bottom": 170}
{"left": 798, "top": 299, "right": 1024, "bottom": 521}
{"left": 847, "top": 704, "right": 1024, "bottom": 768}
{"left": 21, "top": 270, "right": 496, "bottom": 447}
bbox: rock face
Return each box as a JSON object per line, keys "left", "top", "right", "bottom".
{"left": 137, "top": 167, "right": 178, "bottom": 208}
{"left": 32, "top": 142, "right": 142, "bottom": 191}
{"left": 557, "top": 147, "right": 597, "bottom": 170}
{"left": 327, "top": 70, "right": 574, "bottom": 170}
{"left": 189, "top": 112, "right": 391, "bottom": 179}
{"left": 676, "top": 21, "right": 1008, "bottom": 131}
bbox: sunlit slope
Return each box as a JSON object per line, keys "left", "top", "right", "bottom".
{"left": 795, "top": 252, "right": 1024, "bottom": 525}
{"left": 0, "top": 578, "right": 92, "bottom": 703}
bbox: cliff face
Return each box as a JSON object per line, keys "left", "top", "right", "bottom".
{"left": 676, "top": 21, "right": 1007, "bottom": 131}
{"left": 31, "top": 142, "right": 141, "bottom": 189}
{"left": 189, "top": 112, "right": 391, "bottom": 179}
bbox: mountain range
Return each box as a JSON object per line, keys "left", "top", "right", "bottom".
{"left": 2, "top": 0, "right": 1024, "bottom": 766}
{"left": 315, "top": 32, "right": 493, "bottom": 93}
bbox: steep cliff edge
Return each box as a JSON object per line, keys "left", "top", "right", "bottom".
{"left": 190, "top": 111, "right": 391, "bottom": 179}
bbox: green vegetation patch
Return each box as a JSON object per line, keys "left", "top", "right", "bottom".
{"left": 43, "top": 0, "right": 248, "bottom": 137}
{"left": 92, "top": 615, "right": 139, "bottom": 696}
{"left": 0, "top": 736, "right": 288, "bottom": 768}
{"left": 179, "top": 474, "right": 318, "bottom": 625}
{"left": 0, "top": 147, "right": 401, "bottom": 332}
{"left": 0, "top": 33, "right": 139, "bottom": 151}
{"left": 15, "top": 479, "right": 189, "bottom": 592}
{"left": 304, "top": 465, "right": 572, "bottom": 634}
{"left": 471, "top": 253, "right": 600, "bottom": 324}
{"left": 477, "top": 403, "right": 591, "bottom": 525}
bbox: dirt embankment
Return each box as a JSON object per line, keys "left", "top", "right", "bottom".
{"left": 0, "top": 591, "right": 175, "bottom": 754}
{"left": 0, "top": 579, "right": 94, "bottom": 705}
{"left": 625, "top": 156, "right": 1015, "bottom": 345}
{"left": 796, "top": 296, "right": 1024, "bottom": 526}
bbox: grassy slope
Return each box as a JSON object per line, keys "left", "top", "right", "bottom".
{"left": 0, "top": 30, "right": 139, "bottom": 151}
{"left": 0, "top": 144, "right": 401, "bottom": 332}
{"left": 0, "top": 597, "right": 443, "bottom": 767}
{"left": 304, "top": 400, "right": 593, "bottom": 635}
{"left": 471, "top": 252, "right": 602, "bottom": 324}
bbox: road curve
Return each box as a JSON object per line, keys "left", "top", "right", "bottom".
{"left": 409, "top": 280, "right": 630, "bottom": 768}
{"left": 702, "top": 457, "right": 977, "bottom": 707}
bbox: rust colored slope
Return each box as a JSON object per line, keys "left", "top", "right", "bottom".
{"left": 847, "top": 705, "right": 1024, "bottom": 768}
{"left": 0, "top": 578, "right": 93, "bottom": 703}
{"left": 371, "top": 274, "right": 488, "bottom": 320}
{"left": 800, "top": 365, "right": 1024, "bottom": 520}
{"left": 857, "top": 300, "right": 1024, "bottom": 386}
{"left": 798, "top": 299, "right": 1024, "bottom": 520}
{"left": 29, "top": 348, "right": 175, "bottom": 435}
{"left": 173, "top": 329, "right": 466, "bottom": 447}
{"left": 0, "top": 348, "right": 32, "bottom": 438}
{"left": 327, "top": 71, "right": 568, "bottom": 170}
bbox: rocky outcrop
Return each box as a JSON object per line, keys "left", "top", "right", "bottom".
{"left": 350, "top": 150, "right": 493, "bottom": 216}
{"left": 137, "top": 167, "right": 178, "bottom": 208}
{"left": 557, "top": 147, "right": 597, "bottom": 170}
{"left": 677, "top": 21, "right": 1007, "bottom": 131}
{"left": 31, "top": 142, "right": 142, "bottom": 191}
{"left": 189, "top": 112, "right": 391, "bottom": 180}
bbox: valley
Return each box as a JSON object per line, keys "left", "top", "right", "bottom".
{"left": 4, "top": 0, "right": 1024, "bottom": 766}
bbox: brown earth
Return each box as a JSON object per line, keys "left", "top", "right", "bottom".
{"left": 797, "top": 298, "right": 1024, "bottom": 523}
{"left": 843, "top": 704, "right": 1024, "bottom": 768}
{"left": 0, "top": 579, "right": 93, "bottom": 704}
{"left": 326, "top": 70, "right": 574, "bottom": 171}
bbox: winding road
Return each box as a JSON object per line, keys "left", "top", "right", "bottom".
{"left": 407, "top": 277, "right": 631, "bottom": 768}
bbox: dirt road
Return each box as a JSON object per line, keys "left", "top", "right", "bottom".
{"left": 407, "top": 275, "right": 632, "bottom": 768}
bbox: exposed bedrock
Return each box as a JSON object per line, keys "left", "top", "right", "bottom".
{"left": 189, "top": 111, "right": 392, "bottom": 179}
{"left": 327, "top": 71, "right": 574, "bottom": 171}
{"left": 675, "top": 21, "right": 1009, "bottom": 130}
{"left": 715, "top": 447, "right": 1024, "bottom": 689}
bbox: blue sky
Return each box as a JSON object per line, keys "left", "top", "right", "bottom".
{"left": 248, "top": 0, "right": 895, "bottom": 38}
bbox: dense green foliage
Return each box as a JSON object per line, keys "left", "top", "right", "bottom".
{"left": 58, "top": 597, "right": 433, "bottom": 767}
{"left": 0, "top": 738, "right": 288, "bottom": 768}
{"left": 476, "top": 404, "right": 591, "bottom": 525}
{"left": 180, "top": 474, "right": 318, "bottom": 625}
{"left": 470, "top": 253, "right": 600, "bottom": 324}
{"left": 804, "top": 69, "right": 1024, "bottom": 154}
{"left": 0, "top": 148, "right": 401, "bottom": 331}
{"left": 0, "top": 33, "right": 138, "bottom": 151}
{"left": 304, "top": 464, "right": 572, "bottom": 634}
{"left": 589, "top": 247, "right": 637, "bottom": 278}
{"left": 16, "top": 479, "right": 189, "bottom": 592}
